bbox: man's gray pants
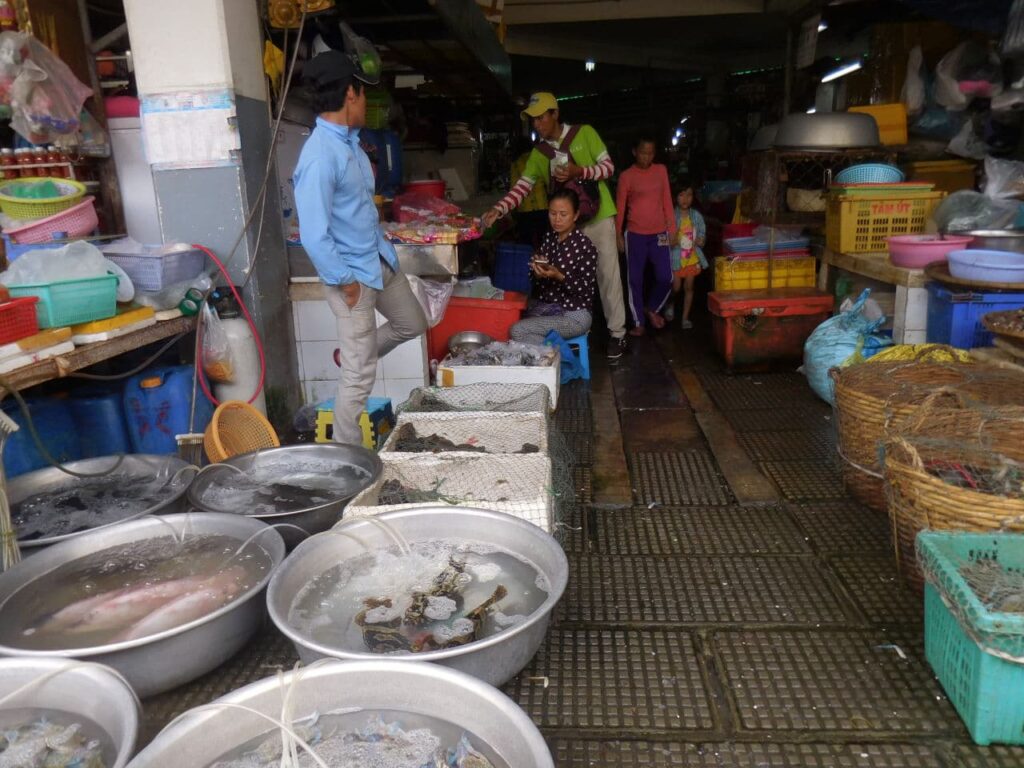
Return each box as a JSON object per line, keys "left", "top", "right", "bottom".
{"left": 324, "top": 261, "right": 427, "bottom": 445}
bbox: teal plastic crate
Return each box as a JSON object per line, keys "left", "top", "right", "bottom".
{"left": 8, "top": 274, "right": 118, "bottom": 328}
{"left": 918, "top": 531, "right": 1024, "bottom": 745}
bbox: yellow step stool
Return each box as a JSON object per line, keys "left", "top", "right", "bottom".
{"left": 314, "top": 396, "right": 394, "bottom": 449}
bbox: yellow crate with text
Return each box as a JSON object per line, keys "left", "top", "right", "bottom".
{"left": 314, "top": 397, "right": 394, "bottom": 449}
{"left": 713, "top": 256, "right": 817, "bottom": 291}
{"left": 826, "top": 190, "right": 945, "bottom": 254}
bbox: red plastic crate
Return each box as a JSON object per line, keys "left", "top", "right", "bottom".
{"left": 0, "top": 297, "right": 39, "bottom": 345}
{"left": 708, "top": 288, "right": 833, "bottom": 371}
{"left": 426, "top": 291, "right": 528, "bottom": 362}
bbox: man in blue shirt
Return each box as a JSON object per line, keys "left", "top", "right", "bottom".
{"left": 294, "top": 50, "right": 426, "bottom": 445}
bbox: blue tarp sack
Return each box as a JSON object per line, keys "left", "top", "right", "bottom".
{"left": 802, "top": 289, "right": 893, "bottom": 405}
{"left": 544, "top": 329, "right": 585, "bottom": 384}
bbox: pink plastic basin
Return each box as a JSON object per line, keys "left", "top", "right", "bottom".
{"left": 888, "top": 234, "right": 974, "bottom": 269}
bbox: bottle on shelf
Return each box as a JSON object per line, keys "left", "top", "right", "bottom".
{"left": 45, "top": 146, "right": 66, "bottom": 178}
{"left": 0, "top": 148, "right": 15, "bottom": 180}
{"left": 32, "top": 146, "right": 48, "bottom": 176}
{"left": 16, "top": 148, "right": 34, "bottom": 178}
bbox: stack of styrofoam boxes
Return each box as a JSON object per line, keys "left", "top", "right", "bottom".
{"left": 345, "top": 385, "right": 557, "bottom": 533}
{"left": 291, "top": 297, "right": 428, "bottom": 406}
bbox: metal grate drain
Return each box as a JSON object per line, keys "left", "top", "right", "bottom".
{"left": 555, "top": 408, "right": 592, "bottom": 434}
{"left": 828, "top": 554, "right": 922, "bottom": 627}
{"left": 738, "top": 429, "right": 835, "bottom": 462}
{"left": 715, "top": 630, "right": 963, "bottom": 735}
{"left": 725, "top": 407, "right": 833, "bottom": 433}
{"left": 630, "top": 451, "right": 734, "bottom": 506}
{"left": 557, "top": 555, "right": 849, "bottom": 625}
{"left": 760, "top": 460, "right": 846, "bottom": 501}
{"left": 552, "top": 741, "right": 944, "bottom": 768}
{"left": 950, "top": 746, "right": 1024, "bottom": 768}
{"left": 573, "top": 465, "right": 593, "bottom": 505}
{"left": 787, "top": 501, "right": 892, "bottom": 554}
{"left": 558, "top": 381, "right": 592, "bottom": 410}
{"left": 502, "top": 628, "right": 715, "bottom": 731}
{"left": 590, "top": 506, "right": 810, "bottom": 555}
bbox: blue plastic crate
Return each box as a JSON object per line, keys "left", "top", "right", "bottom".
{"left": 926, "top": 282, "right": 1024, "bottom": 349}
{"left": 493, "top": 242, "right": 533, "bottom": 294}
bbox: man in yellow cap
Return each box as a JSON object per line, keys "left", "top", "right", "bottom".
{"left": 482, "top": 92, "right": 627, "bottom": 360}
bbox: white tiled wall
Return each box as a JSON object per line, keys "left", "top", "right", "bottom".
{"left": 292, "top": 299, "right": 428, "bottom": 409}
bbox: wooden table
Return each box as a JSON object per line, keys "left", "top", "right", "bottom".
{"left": 0, "top": 315, "right": 195, "bottom": 396}
{"left": 818, "top": 248, "right": 929, "bottom": 344}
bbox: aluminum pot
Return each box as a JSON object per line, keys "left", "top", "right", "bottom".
{"left": 267, "top": 505, "right": 568, "bottom": 687}
{"left": 10, "top": 454, "right": 193, "bottom": 550}
{"left": 957, "top": 229, "right": 1024, "bottom": 254}
{"left": 774, "top": 112, "right": 880, "bottom": 149}
{"left": 187, "top": 443, "right": 382, "bottom": 548}
{"left": 0, "top": 658, "right": 139, "bottom": 768}
{"left": 0, "top": 513, "right": 285, "bottom": 698}
{"left": 127, "top": 659, "right": 553, "bottom": 767}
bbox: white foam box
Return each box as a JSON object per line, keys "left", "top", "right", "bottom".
{"left": 345, "top": 453, "right": 554, "bottom": 533}
{"left": 436, "top": 349, "right": 560, "bottom": 411}
{"left": 381, "top": 411, "right": 549, "bottom": 456}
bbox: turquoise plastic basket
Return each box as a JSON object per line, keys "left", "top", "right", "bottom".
{"left": 917, "top": 531, "right": 1024, "bottom": 745}
{"left": 835, "top": 163, "right": 905, "bottom": 184}
{"left": 8, "top": 274, "right": 118, "bottom": 328}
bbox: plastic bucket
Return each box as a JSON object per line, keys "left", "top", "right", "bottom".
{"left": 123, "top": 366, "right": 214, "bottom": 454}
{"left": 69, "top": 386, "right": 132, "bottom": 459}
{"left": 402, "top": 179, "right": 446, "bottom": 199}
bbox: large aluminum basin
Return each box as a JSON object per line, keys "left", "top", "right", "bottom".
{"left": 267, "top": 505, "right": 568, "bottom": 686}
{"left": 0, "top": 513, "right": 285, "bottom": 698}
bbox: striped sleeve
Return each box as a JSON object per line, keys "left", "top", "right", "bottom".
{"left": 494, "top": 175, "right": 538, "bottom": 217}
{"left": 580, "top": 154, "right": 614, "bottom": 181}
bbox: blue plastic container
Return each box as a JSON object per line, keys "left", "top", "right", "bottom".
{"left": 1, "top": 397, "right": 81, "bottom": 478}
{"left": 493, "top": 243, "right": 533, "bottom": 294}
{"left": 361, "top": 128, "right": 403, "bottom": 197}
{"left": 926, "top": 282, "right": 1024, "bottom": 349}
{"left": 123, "top": 366, "right": 214, "bottom": 454}
{"left": 835, "top": 163, "right": 905, "bottom": 184}
{"left": 69, "top": 386, "right": 132, "bottom": 459}
{"left": 947, "top": 249, "right": 1024, "bottom": 284}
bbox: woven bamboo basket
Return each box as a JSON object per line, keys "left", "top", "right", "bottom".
{"left": 831, "top": 361, "right": 978, "bottom": 511}
{"left": 884, "top": 393, "right": 1024, "bottom": 593}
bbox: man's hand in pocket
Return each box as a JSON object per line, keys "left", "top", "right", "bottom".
{"left": 341, "top": 282, "right": 361, "bottom": 308}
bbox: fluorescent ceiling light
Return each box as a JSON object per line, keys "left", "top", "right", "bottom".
{"left": 671, "top": 136, "right": 679, "bottom": 146}
{"left": 821, "top": 60, "right": 862, "bottom": 83}
{"left": 680, "top": 117, "right": 688, "bottom": 124}
{"left": 585, "top": 59, "right": 595, "bottom": 72}
{"left": 806, "top": 107, "right": 817, "bottom": 114}
{"left": 818, "top": 20, "right": 828, "bottom": 32}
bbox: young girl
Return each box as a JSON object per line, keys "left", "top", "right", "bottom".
{"left": 669, "top": 180, "right": 707, "bottom": 329}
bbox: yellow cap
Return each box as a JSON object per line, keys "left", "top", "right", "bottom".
{"left": 521, "top": 92, "right": 558, "bottom": 119}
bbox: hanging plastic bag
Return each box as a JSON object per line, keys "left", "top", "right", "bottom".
{"left": 933, "top": 190, "right": 1020, "bottom": 233}
{"left": 405, "top": 274, "right": 454, "bottom": 328}
{"left": 901, "top": 46, "right": 925, "bottom": 115}
{"left": 801, "top": 289, "right": 892, "bottom": 405}
{"left": 983, "top": 156, "right": 1024, "bottom": 200}
{"left": 543, "top": 329, "right": 584, "bottom": 385}
{"left": 935, "top": 42, "right": 1002, "bottom": 111}
{"left": 947, "top": 120, "right": 988, "bottom": 160}
{"left": 201, "top": 302, "right": 235, "bottom": 383}
{"left": 1004, "top": 0, "right": 1024, "bottom": 58}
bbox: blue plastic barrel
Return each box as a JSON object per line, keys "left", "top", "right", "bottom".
{"left": 2, "top": 397, "right": 81, "bottom": 478}
{"left": 123, "top": 366, "right": 214, "bottom": 454}
{"left": 69, "top": 385, "right": 132, "bottom": 459}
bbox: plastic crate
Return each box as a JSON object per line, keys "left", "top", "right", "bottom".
{"left": 103, "top": 248, "right": 205, "bottom": 291}
{"left": 0, "top": 296, "right": 39, "bottom": 344}
{"left": 8, "top": 274, "right": 118, "bottom": 328}
{"left": 825, "top": 190, "right": 945, "bottom": 254}
{"left": 713, "top": 256, "right": 816, "bottom": 291}
{"left": 493, "top": 242, "right": 533, "bottom": 294}
{"left": 5, "top": 197, "right": 98, "bottom": 244}
{"left": 425, "top": 291, "right": 527, "bottom": 363}
{"left": 925, "top": 282, "right": 1024, "bottom": 349}
{"left": 918, "top": 531, "right": 1024, "bottom": 745}
{"left": 904, "top": 159, "right": 977, "bottom": 194}
{"left": 848, "top": 103, "right": 909, "bottom": 146}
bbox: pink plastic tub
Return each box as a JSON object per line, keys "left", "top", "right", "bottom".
{"left": 888, "top": 234, "right": 973, "bottom": 269}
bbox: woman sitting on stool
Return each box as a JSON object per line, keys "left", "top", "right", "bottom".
{"left": 509, "top": 188, "right": 598, "bottom": 346}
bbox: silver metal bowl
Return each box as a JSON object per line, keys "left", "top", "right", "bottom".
{"left": 267, "top": 505, "right": 568, "bottom": 686}
{"left": 448, "top": 329, "right": 494, "bottom": 356}
{"left": 0, "top": 658, "right": 139, "bottom": 768}
{"left": 10, "top": 454, "right": 193, "bottom": 550}
{"left": 127, "top": 659, "right": 553, "bottom": 767}
{"left": 0, "top": 513, "right": 285, "bottom": 698}
{"left": 957, "top": 229, "right": 1024, "bottom": 254}
{"left": 774, "top": 112, "right": 880, "bottom": 149}
{"left": 186, "top": 443, "right": 382, "bottom": 548}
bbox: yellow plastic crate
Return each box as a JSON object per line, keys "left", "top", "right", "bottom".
{"left": 849, "top": 103, "right": 908, "bottom": 146}
{"left": 826, "top": 190, "right": 945, "bottom": 254}
{"left": 903, "top": 159, "right": 976, "bottom": 194}
{"left": 713, "top": 256, "right": 817, "bottom": 291}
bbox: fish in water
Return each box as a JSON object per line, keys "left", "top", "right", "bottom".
{"left": 0, "top": 720, "right": 105, "bottom": 768}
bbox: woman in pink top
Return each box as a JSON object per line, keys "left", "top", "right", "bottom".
{"left": 615, "top": 137, "right": 676, "bottom": 336}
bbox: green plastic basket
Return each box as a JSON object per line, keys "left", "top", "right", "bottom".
{"left": 0, "top": 177, "right": 86, "bottom": 219}
{"left": 7, "top": 274, "right": 118, "bottom": 328}
{"left": 917, "top": 531, "right": 1024, "bottom": 745}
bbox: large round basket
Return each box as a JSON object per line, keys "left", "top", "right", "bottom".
{"left": 884, "top": 393, "right": 1024, "bottom": 593}
{"left": 831, "top": 361, "right": 980, "bottom": 511}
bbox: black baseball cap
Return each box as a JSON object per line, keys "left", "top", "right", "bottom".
{"left": 303, "top": 50, "right": 379, "bottom": 89}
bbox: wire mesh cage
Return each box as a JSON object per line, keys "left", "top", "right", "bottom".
{"left": 398, "top": 383, "right": 551, "bottom": 418}
{"left": 382, "top": 411, "right": 549, "bottom": 456}
{"left": 345, "top": 453, "right": 558, "bottom": 534}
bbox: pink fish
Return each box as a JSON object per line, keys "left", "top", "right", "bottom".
{"left": 114, "top": 567, "right": 247, "bottom": 642}
{"left": 63, "top": 574, "right": 212, "bottom": 635}
{"left": 37, "top": 589, "right": 130, "bottom": 634}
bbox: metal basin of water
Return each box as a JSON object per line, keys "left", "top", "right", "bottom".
{"left": 267, "top": 505, "right": 568, "bottom": 687}
{"left": 0, "top": 657, "right": 140, "bottom": 768}
{"left": 187, "top": 443, "right": 382, "bottom": 548}
{"left": 10, "top": 454, "right": 193, "bottom": 550}
{"left": 127, "top": 659, "right": 553, "bottom": 767}
{"left": 0, "top": 513, "right": 285, "bottom": 698}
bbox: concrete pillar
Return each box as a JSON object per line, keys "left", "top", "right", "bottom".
{"left": 123, "top": 0, "right": 299, "bottom": 424}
